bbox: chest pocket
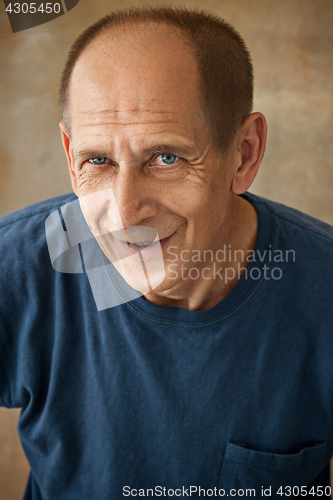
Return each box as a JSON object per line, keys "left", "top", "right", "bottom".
{"left": 219, "top": 442, "right": 328, "bottom": 495}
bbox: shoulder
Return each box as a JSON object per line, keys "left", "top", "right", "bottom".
{"left": 244, "top": 192, "right": 333, "bottom": 303}
{"left": 244, "top": 193, "right": 333, "bottom": 339}
{"left": 245, "top": 192, "right": 333, "bottom": 247}
{"left": 0, "top": 193, "right": 77, "bottom": 232}
{"left": 0, "top": 193, "right": 77, "bottom": 258}
{"left": 0, "top": 193, "right": 78, "bottom": 288}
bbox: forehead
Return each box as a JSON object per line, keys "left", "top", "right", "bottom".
{"left": 69, "top": 24, "right": 201, "bottom": 129}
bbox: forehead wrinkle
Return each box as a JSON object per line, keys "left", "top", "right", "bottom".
{"left": 74, "top": 95, "right": 198, "bottom": 118}
{"left": 140, "top": 127, "right": 200, "bottom": 142}
{"left": 78, "top": 120, "right": 180, "bottom": 127}
{"left": 80, "top": 109, "right": 179, "bottom": 115}
{"left": 75, "top": 135, "right": 113, "bottom": 141}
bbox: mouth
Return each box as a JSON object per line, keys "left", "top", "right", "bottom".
{"left": 96, "top": 226, "right": 175, "bottom": 264}
{"left": 109, "top": 227, "right": 174, "bottom": 251}
{"left": 127, "top": 241, "right": 158, "bottom": 248}
{"left": 125, "top": 234, "right": 172, "bottom": 254}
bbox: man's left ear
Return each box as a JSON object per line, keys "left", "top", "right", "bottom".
{"left": 231, "top": 112, "right": 267, "bottom": 195}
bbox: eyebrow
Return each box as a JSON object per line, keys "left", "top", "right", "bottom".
{"left": 74, "top": 149, "right": 112, "bottom": 162}
{"left": 143, "top": 144, "right": 194, "bottom": 156}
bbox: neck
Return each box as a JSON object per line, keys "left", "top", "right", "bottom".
{"left": 143, "top": 194, "right": 258, "bottom": 311}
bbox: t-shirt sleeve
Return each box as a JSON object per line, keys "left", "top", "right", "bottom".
{"left": 0, "top": 212, "right": 53, "bottom": 408}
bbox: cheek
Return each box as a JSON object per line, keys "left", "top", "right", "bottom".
{"left": 78, "top": 182, "right": 123, "bottom": 235}
{"left": 159, "top": 160, "right": 229, "bottom": 220}
{"left": 76, "top": 169, "right": 115, "bottom": 195}
{"left": 79, "top": 193, "right": 109, "bottom": 234}
{"left": 178, "top": 186, "right": 219, "bottom": 219}
{"left": 180, "top": 189, "right": 230, "bottom": 237}
{"left": 153, "top": 177, "right": 209, "bottom": 215}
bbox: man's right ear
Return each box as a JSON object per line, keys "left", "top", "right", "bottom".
{"left": 59, "top": 121, "right": 78, "bottom": 196}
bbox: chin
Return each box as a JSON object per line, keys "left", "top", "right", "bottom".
{"left": 113, "top": 258, "right": 166, "bottom": 294}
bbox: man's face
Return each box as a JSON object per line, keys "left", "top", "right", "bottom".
{"left": 64, "top": 25, "right": 238, "bottom": 296}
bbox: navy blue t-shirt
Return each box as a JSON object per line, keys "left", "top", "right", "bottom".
{"left": 0, "top": 192, "right": 333, "bottom": 499}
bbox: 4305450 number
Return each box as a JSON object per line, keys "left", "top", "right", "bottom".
{"left": 277, "top": 486, "right": 331, "bottom": 496}
{"left": 5, "top": 3, "right": 61, "bottom": 14}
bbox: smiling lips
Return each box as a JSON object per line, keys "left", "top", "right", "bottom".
{"left": 125, "top": 236, "right": 169, "bottom": 251}
{"left": 98, "top": 226, "right": 175, "bottom": 260}
{"left": 128, "top": 241, "right": 158, "bottom": 248}
{"left": 118, "top": 234, "right": 173, "bottom": 256}
{"left": 111, "top": 229, "right": 172, "bottom": 247}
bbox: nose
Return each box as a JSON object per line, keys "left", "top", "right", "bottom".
{"left": 111, "top": 168, "right": 157, "bottom": 228}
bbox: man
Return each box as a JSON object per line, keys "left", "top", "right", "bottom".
{"left": 0, "top": 7, "right": 333, "bottom": 499}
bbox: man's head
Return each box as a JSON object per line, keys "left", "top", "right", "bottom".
{"left": 59, "top": 7, "right": 267, "bottom": 303}
{"left": 59, "top": 6, "right": 254, "bottom": 156}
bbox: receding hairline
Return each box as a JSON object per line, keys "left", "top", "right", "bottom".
{"left": 66, "top": 21, "right": 202, "bottom": 134}
{"left": 72, "top": 20, "right": 197, "bottom": 77}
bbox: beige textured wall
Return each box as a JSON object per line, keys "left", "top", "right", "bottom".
{"left": 1, "top": 0, "right": 333, "bottom": 222}
{"left": 0, "top": 1, "right": 332, "bottom": 498}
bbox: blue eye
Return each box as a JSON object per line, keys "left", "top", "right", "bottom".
{"left": 90, "top": 157, "right": 107, "bottom": 165}
{"left": 156, "top": 153, "right": 179, "bottom": 166}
